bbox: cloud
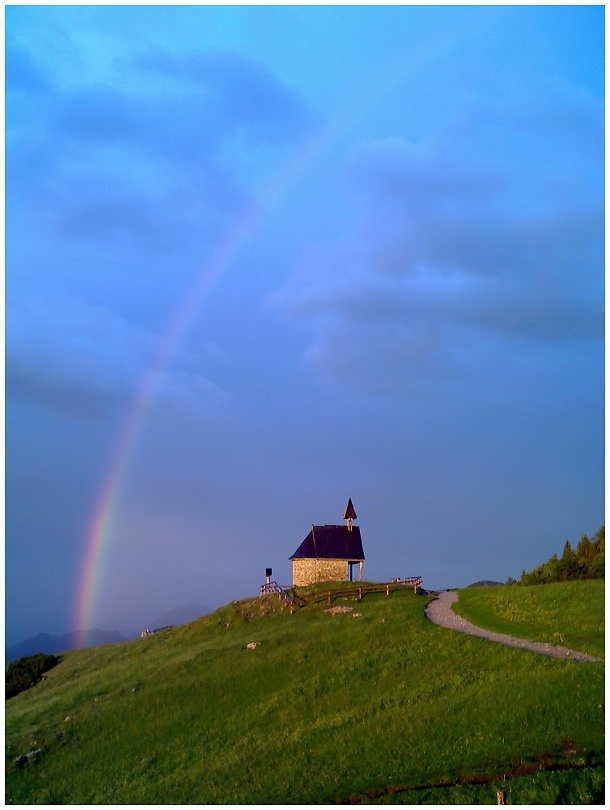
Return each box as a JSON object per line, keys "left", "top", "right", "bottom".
{"left": 151, "top": 369, "right": 233, "bottom": 419}
{"left": 6, "top": 297, "right": 231, "bottom": 420}
{"left": 4, "top": 44, "right": 50, "bottom": 93}
{"left": 133, "top": 49, "right": 318, "bottom": 147}
{"left": 269, "top": 90, "right": 603, "bottom": 391}
{"left": 6, "top": 44, "right": 317, "bottom": 254}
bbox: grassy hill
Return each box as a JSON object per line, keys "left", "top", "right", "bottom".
{"left": 453, "top": 580, "right": 604, "bottom": 660}
{"left": 5, "top": 582, "right": 604, "bottom": 804}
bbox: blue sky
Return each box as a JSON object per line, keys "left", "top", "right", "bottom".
{"left": 5, "top": 5, "right": 604, "bottom": 645}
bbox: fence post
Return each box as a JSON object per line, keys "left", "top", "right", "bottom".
{"left": 358, "top": 586, "right": 362, "bottom": 601}
{"left": 386, "top": 583, "right": 390, "bottom": 596}
{"left": 328, "top": 591, "right": 331, "bottom": 605}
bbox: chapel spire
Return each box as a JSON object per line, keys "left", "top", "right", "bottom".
{"left": 343, "top": 498, "right": 357, "bottom": 532}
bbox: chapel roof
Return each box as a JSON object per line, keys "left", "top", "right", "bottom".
{"left": 289, "top": 524, "right": 365, "bottom": 562}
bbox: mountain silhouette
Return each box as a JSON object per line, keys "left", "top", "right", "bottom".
{"left": 6, "top": 629, "right": 127, "bottom": 663}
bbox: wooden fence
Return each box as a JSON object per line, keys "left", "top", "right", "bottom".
{"left": 259, "top": 581, "right": 306, "bottom": 609}
{"left": 316, "top": 578, "right": 423, "bottom": 606}
{"left": 259, "top": 577, "right": 422, "bottom": 613}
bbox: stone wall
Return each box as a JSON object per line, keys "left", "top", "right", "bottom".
{"left": 292, "top": 558, "right": 349, "bottom": 586}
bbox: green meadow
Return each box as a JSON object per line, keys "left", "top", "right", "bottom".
{"left": 5, "top": 583, "right": 604, "bottom": 804}
{"left": 453, "top": 580, "right": 604, "bottom": 660}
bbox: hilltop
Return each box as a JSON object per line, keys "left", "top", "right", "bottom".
{"left": 467, "top": 580, "right": 503, "bottom": 588}
{"left": 5, "top": 581, "right": 604, "bottom": 804}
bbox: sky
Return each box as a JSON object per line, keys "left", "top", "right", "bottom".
{"left": 5, "top": 5, "right": 605, "bottom": 646}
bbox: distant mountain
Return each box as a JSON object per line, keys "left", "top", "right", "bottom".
{"left": 467, "top": 580, "right": 504, "bottom": 588}
{"left": 6, "top": 629, "right": 127, "bottom": 663}
{"left": 146, "top": 604, "right": 212, "bottom": 632}
{"left": 7, "top": 605, "right": 214, "bottom": 663}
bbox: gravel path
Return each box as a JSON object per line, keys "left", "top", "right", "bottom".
{"left": 425, "top": 591, "right": 601, "bottom": 662}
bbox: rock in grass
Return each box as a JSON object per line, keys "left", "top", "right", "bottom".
{"left": 14, "top": 749, "right": 41, "bottom": 770}
{"left": 246, "top": 641, "right": 258, "bottom": 650}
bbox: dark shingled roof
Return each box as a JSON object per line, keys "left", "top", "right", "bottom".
{"left": 289, "top": 525, "right": 365, "bottom": 562}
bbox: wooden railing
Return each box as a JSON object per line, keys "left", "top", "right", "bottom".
{"left": 313, "top": 578, "right": 423, "bottom": 606}
{"left": 260, "top": 577, "right": 422, "bottom": 612}
{"left": 259, "top": 581, "right": 306, "bottom": 610}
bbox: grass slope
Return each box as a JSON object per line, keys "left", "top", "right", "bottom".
{"left": 453, "top": 580, "right": 604, "bottom": 659}
{"left": 5, "top": 584, "right": 604, "bottom": 804}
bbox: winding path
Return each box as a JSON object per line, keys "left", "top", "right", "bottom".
{"left": 425, "top": 591, "right": 601, "bottom": 662}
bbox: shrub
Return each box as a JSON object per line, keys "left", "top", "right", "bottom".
{"left": 6, "top": 653, "right": 59, "bottom": 699}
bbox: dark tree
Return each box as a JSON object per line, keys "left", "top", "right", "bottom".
{"left": 520, "top": 527, "right": 604, "bottom": 585}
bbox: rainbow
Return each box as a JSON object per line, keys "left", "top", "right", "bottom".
{"left": 72, "top": 10, "right": 494, "bottom": 643}
{"left": 71, "top": 136, "right": 326, "bottom": 642}
{"left": 71, "top": 198, "right": 267, "bottom": 645}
